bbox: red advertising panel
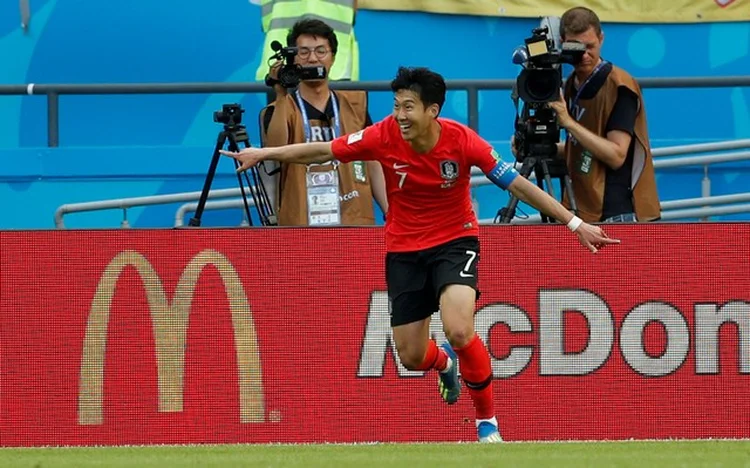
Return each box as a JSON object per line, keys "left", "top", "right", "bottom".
{"left": 1, "top": 225, "right": 748, "bottom": 447}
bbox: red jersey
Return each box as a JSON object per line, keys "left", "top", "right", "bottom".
{"left": 331, "top": 116, "right": 501, "bottom": 252}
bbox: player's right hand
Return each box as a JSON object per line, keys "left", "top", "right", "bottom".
{"left": 220, "top": 148, "right": 266, "bottom": 173}
{"left": 575, "top": 222, "right": 621, "bottom": 253}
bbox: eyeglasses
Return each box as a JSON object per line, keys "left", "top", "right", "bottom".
{"left": 298, "top": 46, "right": 330, "bottom": 59}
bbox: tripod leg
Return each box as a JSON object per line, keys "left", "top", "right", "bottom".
{"left": 188, "top": 131, "right": 227, "bottom": 227}
{"left": 244, "top": 153, "right": 277, "bottom": 226}
{"left": 224, "top": 124, "right": 278, "bottom": 227}
{"left": 498, "top": 193, "right": 522, "bottom": 224}
{"left": 533, "top": 162, "right": 553, "bottom": 224}
{"left": 563, "top": 173, "right": 579, "bottom": 215}
{"left": 226, "top": 131, "right": 256, "bottom": 227}
{"left": 242, "top": 159, "right": 276, "bottom": 226}
{"left": 541, "top": 162, "right": 556, "bottom": 201}
{"left": 229, "top": 126, "right": 278, "bottom": 226}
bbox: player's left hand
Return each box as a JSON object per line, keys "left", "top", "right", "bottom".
{"left": 575, "top": 222, "right": 620, "bottom": 253}
{"left": 220, "top": 147, "right": 267, "bottom": 173}
{"left": 548, "top": 89, "right": 573, "bottom": 128}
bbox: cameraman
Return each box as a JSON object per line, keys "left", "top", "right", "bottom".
{"left": 261, "top": 19, "right": 388, "bottom": 226}
{"left": 549, "top": 7, "right": 660, "bottom": 223}
{"left": 260, "top": 18, "right": 387, "bottom": 226}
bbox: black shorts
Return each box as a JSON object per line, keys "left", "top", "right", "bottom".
{"left": 385, "top": 236, "right": 480, "bottom": 327}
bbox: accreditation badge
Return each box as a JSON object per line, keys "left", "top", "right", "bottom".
{"left": 352, "top": 161, "right": 367, "bottom": 183}
{"left": 579, "top": 150, "right": 593, "bottom": 175}
{"left": 306, "top": 163, "right": 341, "bottom": 226}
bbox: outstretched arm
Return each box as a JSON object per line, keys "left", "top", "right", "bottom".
{"left": 220, "top": 142, "right": 334, "bottom": 172}
{"left": 506, "top": 176, "right": 576, "bottom": 225}
{"left": 505, "top": 175, "right": 620, "bottom": 253}
{"left": 483, "top": 158, "right": 620, "bottom": 253}
{"left": 225, "top": 121, "right": 385, "bottom": 173}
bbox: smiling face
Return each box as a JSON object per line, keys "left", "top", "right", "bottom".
{"left": 389, "top": 67, "right": 447, "bottom": 148}
{"left": 392, "top": 89, "right": 439, "bottom": 142}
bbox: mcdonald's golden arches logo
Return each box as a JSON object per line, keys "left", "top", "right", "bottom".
{"left": 78, "top": 249, "right": 265, "bottom": 425}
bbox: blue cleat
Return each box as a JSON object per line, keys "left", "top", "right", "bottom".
{"left": 437, "top": 343, "right": 460, "bottom": 404}
{"left": 477, "top": 418, "right": 503, "bottom": 443}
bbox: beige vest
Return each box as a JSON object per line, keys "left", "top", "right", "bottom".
{"left": 563, "top": 65, "right": 661, "bottom": 222}
{"left": 260, "top": 90, "right": 375, "bottom": 226}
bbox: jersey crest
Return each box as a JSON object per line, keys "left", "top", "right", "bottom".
{"left": 440, "top": 160, "right": 459, "bottom": 180}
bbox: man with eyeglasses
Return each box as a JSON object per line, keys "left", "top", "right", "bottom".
{"left": 254, "top": 0, "right": 359, "bottom": 82}
{"left": 261, "top": 18, "right": 387, "bottom": 226}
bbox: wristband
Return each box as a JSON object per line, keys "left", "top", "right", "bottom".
{"left": 567, "top": 216, "right": 583, "bottom": 232}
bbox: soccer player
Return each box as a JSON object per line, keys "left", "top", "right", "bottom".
{"left": 221, "top": 67, "right": 619, "bottom": 443}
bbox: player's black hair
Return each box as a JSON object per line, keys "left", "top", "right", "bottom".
{"left": 287, "top": 18, "right": 338, "bottom": 55}
{"left": 390, "top": 67, "right": 446, "bottom": 114}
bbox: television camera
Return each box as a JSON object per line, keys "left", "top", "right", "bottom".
{"left": 496, "top": 17, "right": 586, "bottom": 224}
{"left": 268, "top": 40, "right": 327, "bottom": 88}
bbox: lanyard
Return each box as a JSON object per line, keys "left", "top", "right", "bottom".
{"left": 295, "top": 89, "right": 341, "bottom": 143}
{"left": 570, "top": 60, "right": 608, "bottom": 111}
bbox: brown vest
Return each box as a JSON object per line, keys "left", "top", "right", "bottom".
{"left": 260, "top": 90, "right": 375, "bottom": 226}
{"left": 562, "top": 65, "right": 661, "bottom": 222}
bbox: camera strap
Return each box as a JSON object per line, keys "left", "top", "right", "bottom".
{"left": 295, "top": 89, "right": 342, "bottom": 143}
{"left": 570, "top": 60, "right": 608, "bottom": 111}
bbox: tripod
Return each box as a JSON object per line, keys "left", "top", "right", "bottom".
{"left": 495, "top": 152, "right": 578, "bottom": 224}
{"left": 188, "top": 105, "right": 276, "bottom": 227}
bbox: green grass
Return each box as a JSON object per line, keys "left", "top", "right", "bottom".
{"left": 1, "top": 441, "right": 749, "bottom": 468}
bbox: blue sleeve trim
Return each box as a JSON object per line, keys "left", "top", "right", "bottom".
{"left": 487, "top": 161, "right": 520, "bottom": 190}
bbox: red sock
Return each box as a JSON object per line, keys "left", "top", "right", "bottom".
{"left": 454, "top": 334, "right": 495, "bottom": 420}
{"left": 416, "top": 340, "right": 449, "bottom": 372}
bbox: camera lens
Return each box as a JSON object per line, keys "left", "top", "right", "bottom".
{"left": 522, "top": 69, "right": 560, "bottom": 103}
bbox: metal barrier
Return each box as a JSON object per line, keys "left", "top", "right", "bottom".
{"left": 647, "top": 139, "right": 750, "bottom": 157}
{"left": 26, "top": 75, "right": 748, "bottom": 227}
{"left": 172, "top": 147, "right": 750, "bottom": 227}
{"left": 469, "top": 149, "right": 750, "bottom": 185}
{"left": 469, "top": 149, "right": 750, "bottom": 222}
{"left": 51, "top": 140, "right": 750, "bottom": 228}
{"left": 52, "top": 139, "right": 750, "bottom": 228}
{"left": 477, "top": 193, "right": 750, "bottom": 224}
{"left": 174, "top": 199, "right": 255, "bottom": 228}
{"left": 54, "top": 187, "right": 246, "bottom": 228}
{"left": 467, "top": 141, "right": 750, "bottom": 179}
{"left": 2, "top": 75, "right": 750, "bottom": 147}
{"left": 180, "top": 195, "right": 750, "bottom": 227}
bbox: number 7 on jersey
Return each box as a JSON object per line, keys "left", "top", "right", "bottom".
{"left": 395, "top": 170, "right": 407, "bottom": 188}
{"left": 460, "top": 250, "right": 477, "bottom": 278}
{"left": 393, "top": 162, "right": 409, "bottom": 189}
